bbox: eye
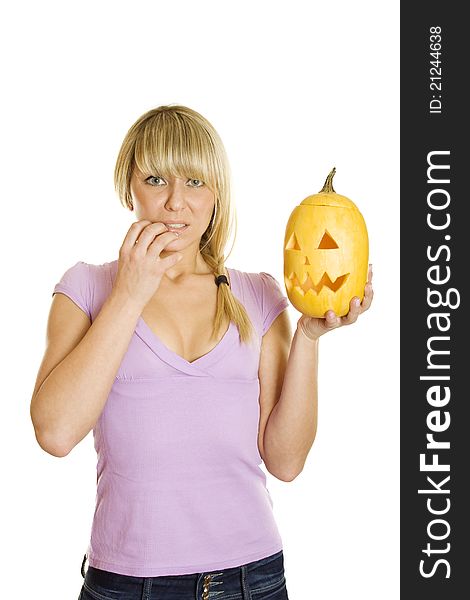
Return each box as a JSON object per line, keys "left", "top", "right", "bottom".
{"left": 189, "top": 178, "right": 205, "bottom": 188}
{"left": 145, "top": 176, "right": 166, "bottom": 186}
{"left": 317, "top": 230, "right": 339, "bottom": 249}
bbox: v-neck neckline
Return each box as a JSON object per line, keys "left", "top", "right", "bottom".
{"left": 136, "top": 311, "right": 235, "bottom": 369}
{"left": 110, "top": 262, "right": 238, "bottom": 373}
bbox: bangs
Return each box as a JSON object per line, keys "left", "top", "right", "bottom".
{"left": 133, "top": 112, "right": 218, "bottom": 193}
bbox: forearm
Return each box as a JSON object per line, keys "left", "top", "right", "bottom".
{"left": 31, "top": 291, "right": 142, "bottom": 456}
{"left": 263, "top": 322, "right": 318, "bottom": 480}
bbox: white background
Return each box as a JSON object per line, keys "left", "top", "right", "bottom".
{"left": 1, "top": 1, "right": 399, "bottom": 598}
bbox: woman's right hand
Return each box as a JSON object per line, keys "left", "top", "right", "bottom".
{"left": 112, "top": 220, "right": 183, "bottom": 309}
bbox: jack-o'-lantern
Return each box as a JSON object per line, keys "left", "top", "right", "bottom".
{"left": 284, "top": 168, "right": 369, "bottom": 318}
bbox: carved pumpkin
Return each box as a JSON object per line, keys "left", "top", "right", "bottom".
{"left": 284, "top": 168, "right": 369, "bottom": 317}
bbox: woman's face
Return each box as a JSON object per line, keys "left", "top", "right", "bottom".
{"left": 130, "top": 167, "right": 216, "bottom": 254}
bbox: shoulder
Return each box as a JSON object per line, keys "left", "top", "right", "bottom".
{"left": 52, "top": 258, "right": 117, "bottom": 321}
{"left": 227, "top": 267, "right": 284, "bottom": 298}
{"left": 227, "top": 266, "right": 279, "bottom": 290}
{"left": 227, "top": 267, "right": 289, "bottom": 336}
{"left": 53, "top": 258, "right": 115, "bottom": 288}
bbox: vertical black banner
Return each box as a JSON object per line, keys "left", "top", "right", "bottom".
{"left": 401, "top": 2, "right": 468, "bottom": 598}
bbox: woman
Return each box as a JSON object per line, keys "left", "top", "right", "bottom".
{"left": 30, "top": 105, "right": 373, "bottom": 599}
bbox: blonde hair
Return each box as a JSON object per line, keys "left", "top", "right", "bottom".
{"left": 114, "top": 104, "right": 256, "bottom": 345}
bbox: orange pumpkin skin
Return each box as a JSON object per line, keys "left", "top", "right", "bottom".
{"left": 283, "top": 168, "right": 369, "bottom": 318}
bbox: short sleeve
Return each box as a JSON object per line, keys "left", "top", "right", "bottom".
{"left": 259, "top": 272, "right": 289, "bottom": 336}
{"left": 52, "top": 261, "right": 92, "bottom": 320}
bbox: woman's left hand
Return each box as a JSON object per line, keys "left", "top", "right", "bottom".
{"left": 297, "top": 264, "right": 374, "bottom": 341}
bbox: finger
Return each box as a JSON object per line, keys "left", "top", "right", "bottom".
{"left": 134, "top": 221, "right": 170, "bottom": 247}
{"left": 367, "top": 263, "right": 373, "bottom": 284}
{"left": 147, "top": 230, "right": 181, "bottom": 258}
{"left": 324, "top": 310, "right": 341, "bottom": 328}
{"left": 133, "top": 224, "right": 172, "bottom": 255}
{"left": 360, "top": 283, "right": 374, "bottom": 312}
{"left": 122, "top": 220, "right": 154, "bottom": 248}
{"left": 341, "top": 297, "right": 361, "bottom": 324}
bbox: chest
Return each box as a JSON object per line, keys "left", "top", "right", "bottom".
{"left": 140, "top": 278, "right": 230, "bottom": 364}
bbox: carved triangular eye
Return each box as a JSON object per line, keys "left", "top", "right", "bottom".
{"left": 285, "top": 231, "right": 301, "bottom": 250}
{"left": 318, "top": 230, "right": 338, "bottom": 249}
{"left": 304, "top": 256, "right": 310, "bottom": 265}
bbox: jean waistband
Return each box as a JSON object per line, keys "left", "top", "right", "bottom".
{"left": 81, "top": 549, "right": 285, "bottom": 599}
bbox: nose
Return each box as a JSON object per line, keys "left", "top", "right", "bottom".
{"left": 164, "top": 178, "right": 188, "bottom": 211}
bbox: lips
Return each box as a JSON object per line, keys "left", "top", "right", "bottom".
{"left": 164, "top": 223, "right": 189, "bottom": 231}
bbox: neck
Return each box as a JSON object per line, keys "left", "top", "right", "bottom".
{"left": 160, "top": 244, "right": 213, "bottom": 282}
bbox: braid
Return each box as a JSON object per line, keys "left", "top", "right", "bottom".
{"left": 202, "top": 253, "right": 256, "bottom": 345}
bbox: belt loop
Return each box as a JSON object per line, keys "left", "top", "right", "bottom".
{"left": 241, "top": 564, "right": 251, "bottom": 600}
{"left": 81, "top": 553, "right": 87, "bottom": 579}
{"left": 141, "top": 577, "right": 153, "bottom": 600}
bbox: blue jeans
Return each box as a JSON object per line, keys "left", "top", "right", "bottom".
{"left": 78, "top": 550, "right": 289, "bottom": 599}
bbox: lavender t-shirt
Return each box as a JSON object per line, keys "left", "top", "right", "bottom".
{"left": 52, "top": 259, "right": 289, "bottom": 576}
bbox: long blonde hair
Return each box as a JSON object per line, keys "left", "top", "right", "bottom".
{"left": 114, "top": 104, "right": 256, "bottom": 344}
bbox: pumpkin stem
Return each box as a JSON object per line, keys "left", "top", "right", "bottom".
{"left": 319, "top": 167, "right": 336, "bottom": 193}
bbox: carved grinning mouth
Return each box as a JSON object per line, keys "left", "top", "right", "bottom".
{"left": 287, "top": 271, "right": 350, "bottom": 295}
